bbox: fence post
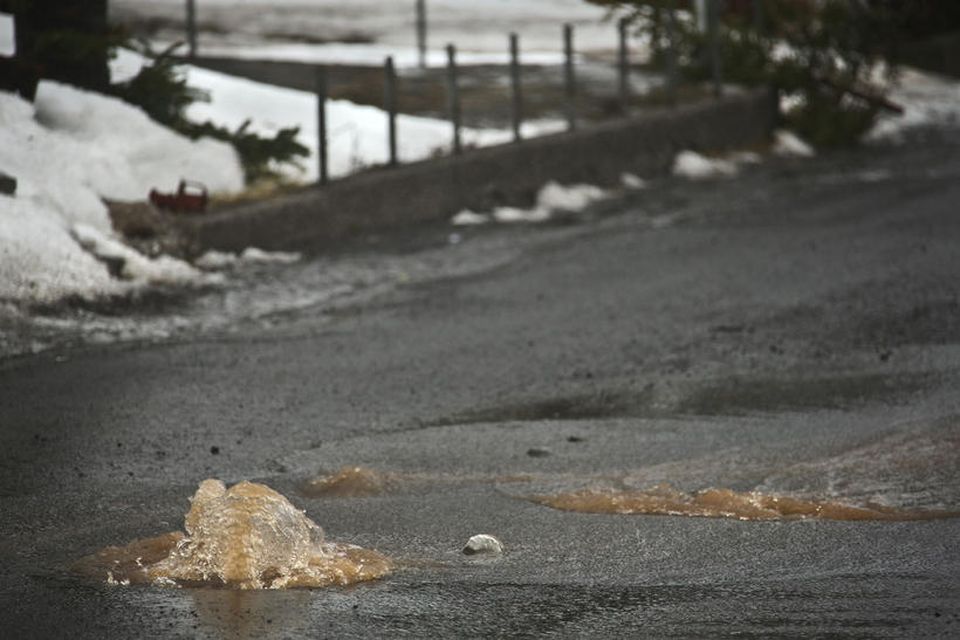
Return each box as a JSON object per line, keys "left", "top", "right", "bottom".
{"left": 384, "top": 56, "right": 398, "bottom": 166}
{"left": 707, "top": 0, "right": 723, "bottom": 97}
{"left": 510, "top": 33, "right": 523, "bottom": 142}
{"left": 446, "top": 44, "right": 462, "bottom": 155}
{"left": 564, "top": 24, "right": 576, "bottom": 132}
{"left": 186, "top": 0, "right": 197, "bottom": 59}
{"left": 315, "top": 66, "right": 329, "bottom": 185}
{"left": 694, "top": 0, "right": 708, "bottom": 32}
{"left": 753, "top": 0, "right": 765, "bottom": 34}
{"left": 618, "top": 18, "right": 629, "bottom": 110}
{"left": 665, "top": 0, "right": 679, "bottom": 104}
{"left": 416, "top": 0, "right": 427, "bottom": 69}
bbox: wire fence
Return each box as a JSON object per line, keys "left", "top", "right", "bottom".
{"left": 180, "top": 0, "right": 734, "bottom": 186}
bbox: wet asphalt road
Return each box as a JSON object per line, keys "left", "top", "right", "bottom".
{"left": 2, "top": 129, "right": 960, "bottom": 638}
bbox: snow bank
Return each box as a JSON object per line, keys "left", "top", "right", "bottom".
{"left": 2, "top": 90, "right": 114, "bottom": 233}
{"left": 0, "top": 82, "right": 243, "bottom": 303}
{"left": 112, "top": 48, "right": 564, "bottom": 184}
{"left": 35, "top": 81, "right": 243, "bottom": 200}
{"left": 0, "top": 197, "right": 118, "bottom": 303}
{"left": 868, "top": 68, "right": 960, "bottom": 142}
{"left": 453, "top": 181, "right": 609, "bottom": 226}
{"left": 72, "top": 224, "right": 212, "bottom": 285}
{"left": 672, "top": 151, "right": 739, "bottom": 180}
{"left": 184, "top": 63, "right": 470, "bottom": 180}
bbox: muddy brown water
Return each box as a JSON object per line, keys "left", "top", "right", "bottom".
{"left": 74, "top": 479, "right": 391, "bottom": 590}
{"left": 303, "top": 465, "right": 960, "bottom": 522}
{"left": 531, "top": 484, "right": 960, "bottom": 522}
{"left": 81, "top": 464, "right": 958, "bottom": 591}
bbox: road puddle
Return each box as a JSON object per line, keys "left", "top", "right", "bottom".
{"left": 302, "top": 466, "right": 389, "bottom": 497}
{"left": 298, "top": 460, "right": 959, "bottom": 523}
{"left": 74, "top": 479, "right": 391, "bottom": 589}
{"left": 531, "top": 483, "right": 960, "bottom": 521}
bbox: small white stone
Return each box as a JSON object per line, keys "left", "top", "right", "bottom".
{"left": 463, "top": 534, "right": 503, "bottom": 555}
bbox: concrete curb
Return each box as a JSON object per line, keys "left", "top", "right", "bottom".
{"left": 173, "top": 88, "right": 777, "bottom": 254}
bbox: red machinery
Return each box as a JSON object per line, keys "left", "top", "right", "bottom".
{"left": 149, "top": 180, "right": 209, "bottom": 213}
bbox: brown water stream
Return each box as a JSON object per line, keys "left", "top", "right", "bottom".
{"left": 532, "top": 483, "right": 960, "bottom": 521}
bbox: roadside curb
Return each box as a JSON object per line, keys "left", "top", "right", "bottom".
{"left": 172, "top": 88, "right": 777, "bottom": 254}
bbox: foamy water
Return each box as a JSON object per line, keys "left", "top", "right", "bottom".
{"left": 75, "top": 480, "right": 390, "bottom": 589}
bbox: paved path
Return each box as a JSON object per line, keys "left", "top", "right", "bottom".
{"left": 2, "top": 130, "right": 959, "bottom": 637}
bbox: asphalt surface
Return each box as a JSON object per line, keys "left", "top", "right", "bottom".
{"left": 2, "top": 128, "right": 960, "bottom": 638}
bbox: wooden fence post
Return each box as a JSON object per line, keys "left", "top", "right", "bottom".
{"left": 618, "top": 17, "right": 630, "bottom": 109}
{"left": 416, "top": 0, "right": 427, "bottom": 69}
{"left": 510, "top": 33, "right": 523, "bottom": 142}
{"left": 665, "top": 1, "right": 679, "bottom": 104}
{"left": 185, "top": 0, "right": 197, "bottom": 59}
{"left": 385, "top": 56, "right": 398, "bottom": 166}
{"left": 707, "top": 0, "right": 723, "bottom": 97}
{"left": 564, "top": 24, "right": 576, "bottom": 132}
{"left": 315, "top": 66, "right": 329, "bottom": 185}
{"left": 446, "top": 44, "right": 462, "bottom": 155}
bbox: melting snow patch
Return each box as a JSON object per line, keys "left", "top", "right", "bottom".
{"left": 194, "top": 248, "right": 301, "bottom": 269}
{"left": 194, "top": 250, "right": 239, "bottom": 271}
{"left": 729, "top": 151, "right": 763, "bottom": 164}
{"left": 451, "top": 210, "right": 491, "bottom": 226}
{"left": 868, "top": 68, "right": 960, "bottom": 142}
{"left": 72, "top": 224, "right": 212, "bottom": 286}
{"left": 537, "top": 182, "right": 606, "bottom": 212}
{"left": 672, "top": 151, "right": 739, "bottom": 180}
{"left": 0, "top": 80, "right": 245, "bottom": 304}
{"left": 451, "top": 181, "right": 609, "bottom": 226}
{"left": 772, "top": 129, "right": 815, "bottom": 158}
{"left": 493, "top": 206, "right": 552, "bottom": 224}
{"left": 0, "top": 197, "right": 119, "bottom": 303}
{"left": 239, "top": 247, "right": 302, "bottom": 264}
{"left": 621, "top": 173, "right": 647, "bottom": 189}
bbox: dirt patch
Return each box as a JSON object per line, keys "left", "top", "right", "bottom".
{"left": 106, "top": 200, "right": 195, "bottom": 259}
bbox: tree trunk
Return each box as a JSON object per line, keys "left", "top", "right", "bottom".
{"left": 0, "top": 0, "right": 111, "bottom": 99}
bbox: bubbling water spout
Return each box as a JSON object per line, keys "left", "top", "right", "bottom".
{"left": 74, "top": 479, "right": 391, "bottom": 589}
